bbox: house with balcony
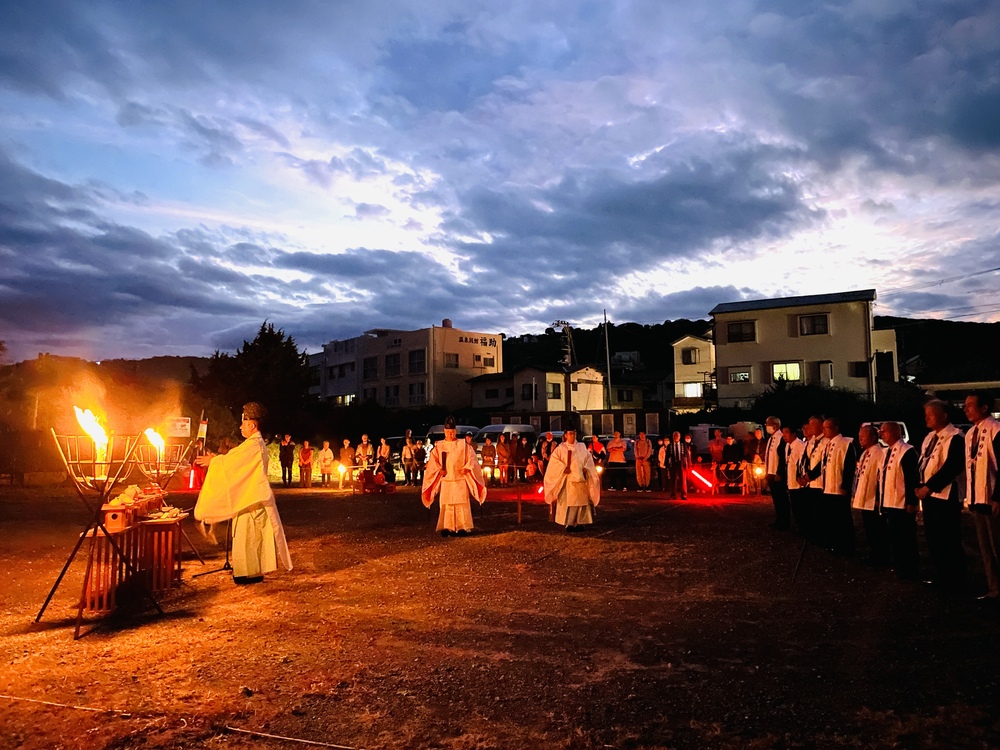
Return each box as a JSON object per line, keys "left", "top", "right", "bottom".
{"left": 671, "top": 332, "right": 716, "bottom": 412}
{"left": 710, "top": 289, "right": 898, "bottom": 408}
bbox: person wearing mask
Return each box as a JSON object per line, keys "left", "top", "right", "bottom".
{"left": 605, "top": 431, "right": 629, "bottom": 491}
{"left": 481, "top": 437, "right": 498, "bottom": 486}
{"left": 633, "top": 431, "right": 654, "bottom": 492}
{"left": 763, "top": 417, "right": 789, "bottom": 530}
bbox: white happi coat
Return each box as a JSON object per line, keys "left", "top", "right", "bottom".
{"left": 821, "top": 434, "right": 854, "bottom": 496}
{"left": 543, "top": 441, "right": 601, "bottom": 525}
{"left": 783, "top": 438, "right": 805, "bottom": 491}
{"left": 421, "top": 438, "right": 487, "bottom": 532}
{"left": 803, "top": 436, "right": 827, "bottom": 489}
{"left": 876, "top": 441, "right": 916, "bottom": 510}
{"left": 764, "top": 429, "right": 783, "bottom": 476}
{"left": 966, "top": 417, "right": 1000, "bottom": 507}
{"left": 851, "top": 444, "right": 884, "bottom": 511}
{"left": 917, "top": 424, "right": 965, "bottom": 501}
{"left": 194, "top": 431, "right": 292, "bottom": 572}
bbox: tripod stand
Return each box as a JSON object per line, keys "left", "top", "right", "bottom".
{"left": 192, "top": 519, "right": 233, "bottom": 578}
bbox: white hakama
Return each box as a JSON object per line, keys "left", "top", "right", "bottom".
{"left": 421, "top": 439, "right": 487, "bottom": 533}
{"left": 195, "top": 432, "right": 292, "bottom": 578}
{"left": 544, "top": 442, "right": 601, "bottom": 528}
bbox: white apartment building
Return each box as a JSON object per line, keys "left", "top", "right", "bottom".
{"left": 309, "top": 319, "right": 503, "bottom": 410}
{"left": 710, "top": 289, "right": 898, "bottom": 408}
{"left": 469, "top": 365, "right": 606, "bottom": 413}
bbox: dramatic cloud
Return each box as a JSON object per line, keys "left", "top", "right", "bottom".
{"left": 1, "top": 0, "right": 999, "bottom": 362}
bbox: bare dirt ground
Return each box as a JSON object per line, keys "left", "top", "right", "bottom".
{"left": 2, "top": 482, "right": 999, "bottom": 750}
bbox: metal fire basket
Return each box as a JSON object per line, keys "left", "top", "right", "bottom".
{"left": 36, "top": 431, "right": 164, "bottom": 639}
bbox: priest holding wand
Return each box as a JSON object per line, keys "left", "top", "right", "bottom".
{"left": 194, "top": 402, "right": 292, "bottom": 584}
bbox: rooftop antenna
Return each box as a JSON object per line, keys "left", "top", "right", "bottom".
{"left": 552, "top": 320, "right": 576, "bottom": 367}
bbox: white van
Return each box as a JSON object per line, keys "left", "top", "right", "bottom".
{"left": 424, "top": 424, "right": 480, "bottom": 453}
{"left": 472, "top": 424, "right": 537, "bottom": 456}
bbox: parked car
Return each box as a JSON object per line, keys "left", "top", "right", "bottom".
{"left": 472, "top": 424, "right": 537, "bottom": 456}
{"left": 424, "top": 424, "right": 480, "bottom": 454}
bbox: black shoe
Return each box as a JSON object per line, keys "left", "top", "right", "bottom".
{"left": 440, "top": 530, "right": 451, "bottom": 538}
{"left": 234, "top": 575, "right": 264, "bottom": 585}
{"left": 975, "top": 593, "right": 998, "bottom": 601}
{"left": 456, "top": 529, "right": 469, "bottom": 537}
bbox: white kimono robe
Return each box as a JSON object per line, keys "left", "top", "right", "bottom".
{"left": 195, "top": 431, "right": 292, "bottom": 577}
{"left": 543, "top": 442, "right": 601, "bottom": 527}
{"left": 421, "top": 439, "right": 487, "bottom": 532}
{"left": 852, "top": 444, "right": 884, "bottom": 511}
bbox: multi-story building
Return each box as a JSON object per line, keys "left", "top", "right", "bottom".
{"left": 710, "top": 289, "right": 897, "bottom": 408}
{"left": 671, "top": 333, "right": 715, "bottom": 412}
{"left": 309, "top": 319, "right": 503, "bottom": 410}
{"left": 468, "top": 365, "right": 606, "bottom": 413}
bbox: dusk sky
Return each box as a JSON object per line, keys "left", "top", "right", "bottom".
{"left": 1, "top": 1, "right": 999, "bottom": 363}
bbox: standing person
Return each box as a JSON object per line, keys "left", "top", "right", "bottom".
{"left": 413, "top": 439, "right": 426, "bottom": 485}
{"left": 798, "top": 417, "right": 827, "bottom": 542}
{"left": 721, "top": 436, "right": 743, "bottom": 493}
{"left": 709, "top": 429, "right": 726, "bottom": 467}
{"left": 538, "top": 432, "right": 556, "bottom": 474}
{"left": 496, "top": 433, "right": 511, "bottom": 486}
{"left": 852, "top": 424, "right": 889, "bottom": 567}
{"left": 401, "top": 438, "right": 417, "bottom": 486}
{"left": 278, "top": 434, "right": 295, "bottom": 488}
{"left": 605, "top": 431, "right": 628, "bottom": 491}
{"left": 683, "top": 434, "right": 697, "bottom": 495}
{"left": 355, "top": 434, "right": 375, "bottom": 471}
{"left": 876, "top": 421, "right": 920, "bottom": 580}
{"left": 481, "top": 436, "right": 498, "bottom": 486}
{"left": 634, "top": 431, "right": 654, "bottom": 492}
{"left": 964, "top": 392, "right": 1000, "bottom": 602}
{"left": 377, "top": 437, "right": 391, "bottom": 469}
{"left": 421, "top": 417, "right": 487, "bottom": 537}
{"left": 514, "top": 435, "right": 532, "bottom": 482}
{"left": 819, "top": 418, "right": 858, "bottom": 555}
{"left": 915, "top": 401, "right": 966, "bottom": 592}
{"left": 318, "top": 440, "right": 335, "bottom": 487}
{"left": 194, "top": 402, "right": 292, "bottom": 584}
{"left": 782, "top": 426, "right": 806, "bottom": 533}
{"left": 763, "top": 417, "right": 789, "bottom": 530}
{"left": 544, "top": 428, "right": 601, "bottom": 531}
{"left": 339, "top": 439, "right": 356, "bottom": 489}
{"left": 665, "top": 431, "right": 691, "bottom": 500}
{"left": 298, "top": 439, "right": 313, "bottom": 488}
{"left": 588, "top": 435, "right": 607, "bottom": 488}
{"left": 656, "top": 437, "right": 668, "bottom": 493}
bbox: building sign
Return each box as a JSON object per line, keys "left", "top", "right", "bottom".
{"left": 458, "top": 336, "right": 498, "bottom": 347}
{"left": 167, "top": 417, "right": 191, "bottom": 438}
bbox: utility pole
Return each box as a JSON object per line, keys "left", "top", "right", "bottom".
{"left": 604, "top": 310, "right": 613, "bottom": 410}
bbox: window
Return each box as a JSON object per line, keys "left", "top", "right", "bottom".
{"left": 444, "top": 352, "right": 459, "bottom": 369}
{"left": 571, "top": 383, "right": 579, "bottom": 391}
{"left": 521, "top": 383, "right": 537, "bottom": 401}
{"left": 483, "top": 356, "right": 495, "bottom": 368}
{"left": 772, "top": 362, "right": 802, "bottom": 382}
{"left": 408, "top": 382, "right": 426, "bottom": 405}
{"left": 683, "top": 382, "right": 703, "bottom": 398}
{"left": 505, "top": 387, "right": 514, "bottom": 398}
{"left": 849, "top": 361, "right": 868, "bottom": 378}
{"left": 799, "top": 314, "right": 829, "bottom": 336}
{"left": 309, "top": 366, "right": 320, "bottom": 386}
{"left": 729, "top": 368, "right": 751, "bottom": 383}
{"left": 362, "top": 387, "right": 377, "bottom": 401}
{"left": 327, "top": 366, "right": 336, "bottom": 379}
{"left": 408, "top": 349, "right": 426, "bottom": 374}
{"left": 547, "top": 382, "right": 561, "bottom": 400}
{"left": 388, "top": 337, "right": 402, "bottom": 348}
{"left": 727, "top": 321, "right": 756, "bottom": 343}
{"left": 485, "top": 388, "right": 500, "bottom": 399}
{"left": 384, "top": 353, "right": 401, "bottom": 377}
{"left": 681, "top": 347, "right": 699, "bottom": 365}
{"left": 617, "top": 389, "right": 634, "bottom": 403}
{"left": 384, "top": 384, "right": 400, "bottom": 406}
{"left": 362, "top": 357, "right": 377, "bottom": 381}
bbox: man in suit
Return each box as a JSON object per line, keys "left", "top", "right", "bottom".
{"left": 664, "top": 431, "right": 691, "bottom": 499}
{"left": 762, "top": 416, "right": 788, "bottom": 530}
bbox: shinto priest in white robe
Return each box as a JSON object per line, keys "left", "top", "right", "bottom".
{"left": 544, "top": 440, "right": 601, "bottom": 527}
{"left": 195, "top": 430, "right": 292, "bottom": 578}
{"left": 421, "top": 438, "right": 487, "bottom": 532}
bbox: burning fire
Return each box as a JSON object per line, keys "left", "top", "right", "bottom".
{"left": 144, "top": 428, "right": 166, "bottom": 463}
{"left": 74, "top": 406, "right": 108, "bottom": 465}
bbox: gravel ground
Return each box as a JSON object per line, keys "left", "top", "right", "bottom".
{"left": 2, "top": 483, "right": 999, "bottom": 750}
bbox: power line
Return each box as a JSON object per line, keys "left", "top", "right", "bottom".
{"left": 879, "top": 265, "right": 1000, "bottom": 297}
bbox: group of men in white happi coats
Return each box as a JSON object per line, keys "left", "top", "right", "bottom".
{"left": 763, "top": 391, "right": 1000, "bottom": 600}
{"left": 419, "top": 418, "right": 602, "bottom": 535}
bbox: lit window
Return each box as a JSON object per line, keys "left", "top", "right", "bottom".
{"left": 772, "top": 362, "right": 801, "bottom": 381}
{"left": 683, "top": 382, "right": 703, "bottom": 398}
{"left": 729, "top": 369, "right": 751, "bottom": 383}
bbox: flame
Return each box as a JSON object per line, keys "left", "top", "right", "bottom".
{"left": 75, "top": 406, "right": 108, "bottom": 463}
{"left": 144, "top": 428, "right": 166, "bottom": 461}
